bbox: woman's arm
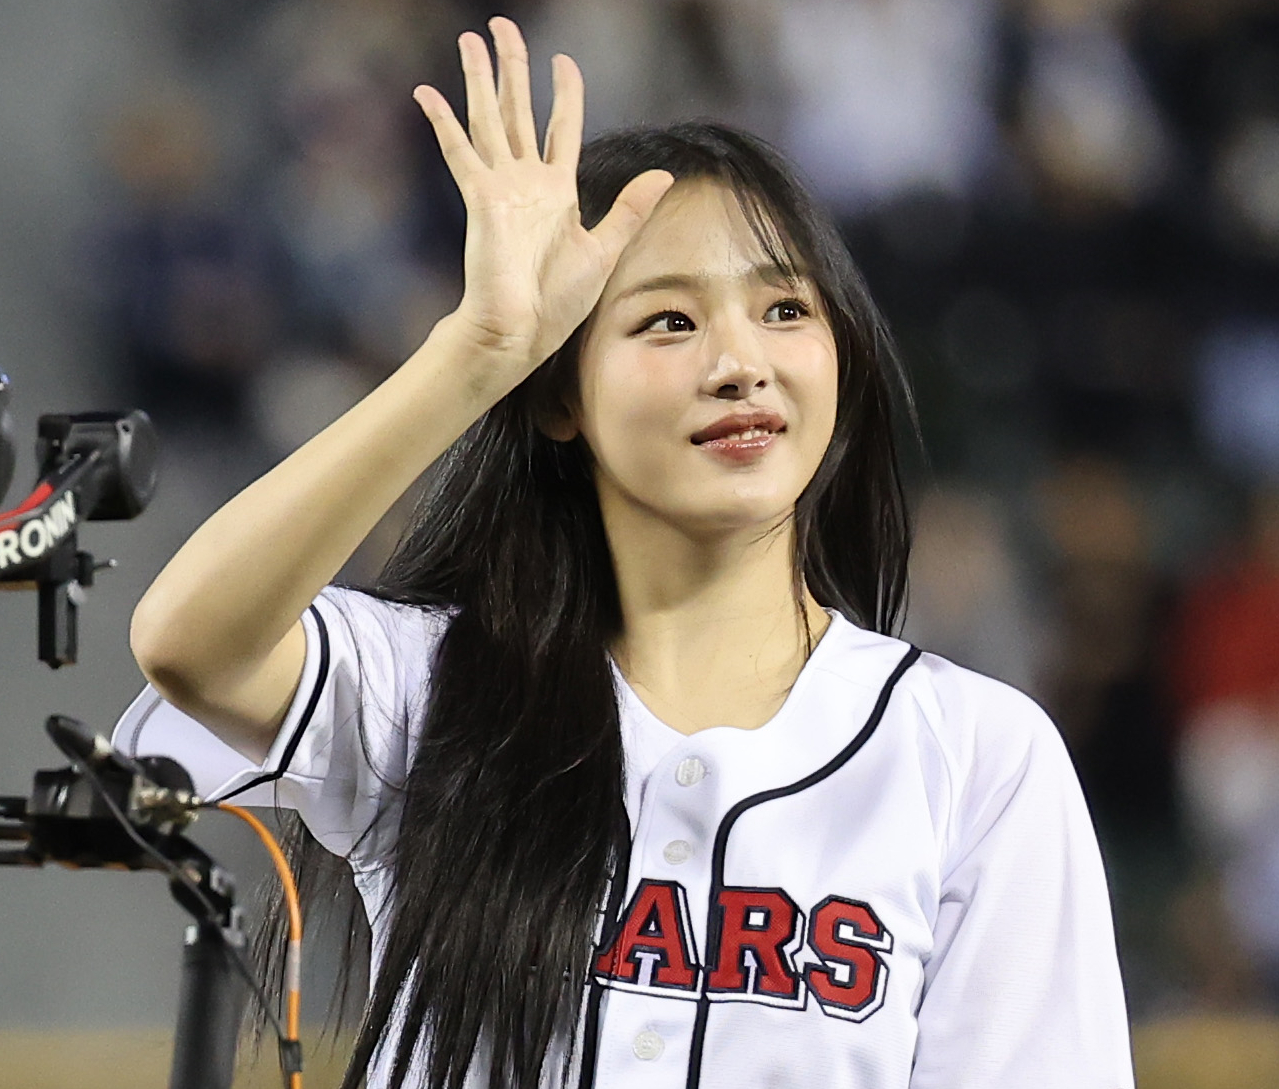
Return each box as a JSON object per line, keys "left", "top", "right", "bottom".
{"left": 910, "top": 674, "right": 1133, "bottom": 1088}
{"left": 130, "top": 316, "right": 513, "bottom": 762}
{"left": 129, "top": 17, "right": 673, "bottom": 763}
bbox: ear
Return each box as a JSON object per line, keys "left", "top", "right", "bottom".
{"left": 528, "top": 326, "right": 589, "bottom": 442}
{"left": 532, "top": 393, "right": 580, "bottom": 443}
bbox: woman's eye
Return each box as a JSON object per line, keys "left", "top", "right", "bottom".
{"left": 764, "top": 299, "right": 810, "bottom": 323}
{"left": 640, "top": 311, "right": 696, "bottom": 334}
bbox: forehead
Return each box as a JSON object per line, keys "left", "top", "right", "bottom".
{"left": 599, "top": 178, "right": 790, "bottom": 302}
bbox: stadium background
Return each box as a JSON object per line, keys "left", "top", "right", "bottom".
{"left": 1, "top": 0, "right": 1277, "bottom": 1085}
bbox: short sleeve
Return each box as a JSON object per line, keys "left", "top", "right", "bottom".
{"left": 111, "top": 586, "right": 447, "bottom": 861}
{"left": 909, "top": 669, "right": 1135, "bottom": 1089}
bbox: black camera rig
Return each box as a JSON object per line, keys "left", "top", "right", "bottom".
{"left": 0, "top": 378, "right": 273, "bottom": 1089}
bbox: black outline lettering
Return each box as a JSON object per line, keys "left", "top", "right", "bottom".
{"left": 803, "top": 895, "right": 893, "bottom": 1022}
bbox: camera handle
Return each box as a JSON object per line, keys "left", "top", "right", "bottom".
{"left": 0, "top": 804, "right": 250, "bottom": 1089}
{"left": 171, "top": 920, "right": 250, "bottom": 1089}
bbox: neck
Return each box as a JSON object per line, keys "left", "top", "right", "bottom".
{"left": 604, "top": 501, "right": 830, "bottom": 733}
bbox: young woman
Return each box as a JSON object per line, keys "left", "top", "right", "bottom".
{"left": 115, "top": 16, "right": 1134, "bottom": 1089}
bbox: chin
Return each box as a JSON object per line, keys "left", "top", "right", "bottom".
{"left": 667, "top": 495, "right": 799, "bottom": 538}
{"left": 598, "top": 470, "right": 806, "bottom": 539}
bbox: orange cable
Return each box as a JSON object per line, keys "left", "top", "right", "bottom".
{"left": 217, "top": 802, "right": 304, "bottom": 1089}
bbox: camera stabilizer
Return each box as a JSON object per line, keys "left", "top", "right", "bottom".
{"left": 0, "top": 378, "right": 301, "bottom": 1089}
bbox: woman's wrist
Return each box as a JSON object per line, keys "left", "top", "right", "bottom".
{"left": 416, "top": 309, "right": 544, "bottom": 403}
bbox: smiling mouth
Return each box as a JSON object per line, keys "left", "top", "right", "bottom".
{"left": 690, "top": 412, "right": 787, "bottom": 445}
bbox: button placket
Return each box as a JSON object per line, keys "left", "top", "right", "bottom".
{"left": 660, "top": 755, "right": 706, "bottom": 867}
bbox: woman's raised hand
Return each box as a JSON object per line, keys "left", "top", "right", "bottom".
{"left": 413, "top": 17, "right": 674, "bottom": 381}
{"left": 130, "top": 17, "right": 674, "bottom": 752}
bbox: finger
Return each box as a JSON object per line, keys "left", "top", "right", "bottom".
{"left": 489, "top": 16, "right": 538, "bottom": 158}
{"left": 590, "top": 170, "right": 676, "bottom": 261}
{"left": 413, "top": 84, "right": 486, "bottom": 187}
{"left": 542, "top": 53, "right": 584, "bottom": 169}
{"left": 458, "top": 30, "right": 510, "bottom": 165}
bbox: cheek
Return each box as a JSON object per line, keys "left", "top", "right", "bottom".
{"left": 797, "top": 343, "right": 840, "bottom": 460}
{"left": 576, "top": 350, "right": 682, "bottom": 476}
{"left": 816, "top": 379, "right": 839, "bottom": 452}
{"left": 580, "top": 340, "right": 690, "bottom": 428}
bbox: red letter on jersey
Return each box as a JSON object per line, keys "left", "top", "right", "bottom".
{"left": 803, "top": 896, "right": 893, "bottom": 1021}
{"left": 706, "top": 887, "right": 802, "bottom": 1002}
{"left": 594, "top": 879, "right": 699, "bottom": 992}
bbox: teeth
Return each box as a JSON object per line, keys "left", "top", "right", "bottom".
{"left": 723, "top": 428, "right": 770, "bottom": 441}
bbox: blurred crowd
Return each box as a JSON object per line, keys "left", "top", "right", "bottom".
{"left": 83, "top": 0, "right": 1279, "bottom": 1031}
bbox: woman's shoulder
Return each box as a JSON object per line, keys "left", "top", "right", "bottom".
{"left": 907, "top": 646, "right": 1057, "bottom": 750}
{"left": 302, "top": 585, "right": 458, "bottom": 737}
{"left": 312, "top": 584, "right": 455, "bottom": 658}
{"left": 901, "top": 644, "right": 1079, "bottom": 831}
{"left": 822, "top": 612, "right": 1068, "bottom": 782}
{"left": 824, "top": 618, "right": 1090, "bottom": 880}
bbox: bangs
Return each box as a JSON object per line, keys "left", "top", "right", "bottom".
{"left": 727, "top": 181, "right": 806, "bottom": 284}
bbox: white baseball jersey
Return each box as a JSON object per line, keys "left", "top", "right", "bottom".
{"left": 113, "top": 586, "right": 1134, "bottom": 1089}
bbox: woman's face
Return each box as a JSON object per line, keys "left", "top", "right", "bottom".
{"left": 567, "top": 178, "right": 839, "bottom": 538}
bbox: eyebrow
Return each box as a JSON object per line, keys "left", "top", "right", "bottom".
{"left": 612, "top": 261, "right": 807, "bottom": 304}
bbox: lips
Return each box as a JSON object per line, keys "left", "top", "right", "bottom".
{"left": 690, "top": 410, "right": 787, "bottom": 445}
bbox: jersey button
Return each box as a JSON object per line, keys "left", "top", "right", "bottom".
{"left": 675, "top": 756, "right": 707, "bottom": 786}
{"left": 663, "top": 839, "right": 693, "bottom": 865}
{"left": 632, "top": 1030, "right": 665, "bottom": 1061}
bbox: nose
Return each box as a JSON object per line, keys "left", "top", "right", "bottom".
{"left": 701, "top": 321, "right": 770, "bottom": 400}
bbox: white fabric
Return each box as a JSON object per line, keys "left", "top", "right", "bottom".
{"left": 113, "top": 586, "right": 1134, "bottom": 1088}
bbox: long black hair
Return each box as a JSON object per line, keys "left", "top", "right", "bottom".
{"left": 267, "top": 121, "right": 913, "bottom": 1089}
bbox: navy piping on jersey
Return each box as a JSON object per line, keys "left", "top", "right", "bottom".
{"left": 212, "top": 604, "right": 332, "bottom": 804}
{"left": 122, "top": 688, "right": 163, "bottom": 758}
{"left": 683, "top": 643, "right": 922, "bottom": 1089}
{"left": 577, "top": 830, "right": 634, "bottom": 1089}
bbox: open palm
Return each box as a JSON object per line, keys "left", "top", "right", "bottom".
{"left": 413, "top": 17, "right": 674, "bottom": 375}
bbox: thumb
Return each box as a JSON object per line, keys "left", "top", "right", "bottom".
{"left": 589, "top": 169, "right": 676, "bottom": 261}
